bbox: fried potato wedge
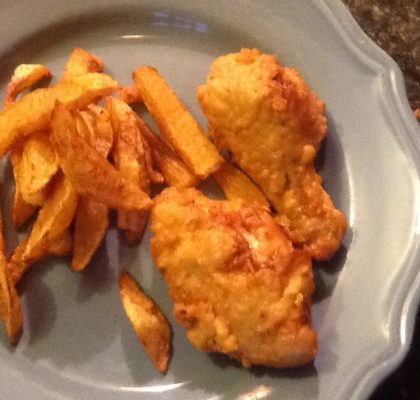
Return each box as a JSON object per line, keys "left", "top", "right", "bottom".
{"left": 73, "top": 109, "right": 95, "bottom": 141}
{"left": 86, "top": 105, "right": 114, "bottom": 157}
{"left": 17, "top": 130, "right": 58, "bottom": 206}
{"left": 0, "top": 255, "right": 23, "bottom": 346}
{"left": 4, "top": 63, "right": 51, "bottom": 224}
{"left": 8, "top": 238, "right": 33, "bottom": 285}
{"left": 10, "top": 149, "right": 37, "bottom": 227}
{"left": 72, "top": 196, "right": 108, "bottom": 271}
{"left": 133, "top": 66, "right": 223, "bottom": 178}
{"left": 3, "top": 64, "right": 51, "bottom": 110}
{"left": 0, "top": 214, "right": 23, "bottom": 345}
{"left": 48, "top": 228, "right": 73, "bottom": 256}
{"left": 107, "top": 98, "right": 149, "bottom": 244}
{"left": 53, "top": 73, "right": 118, "bottom": 109}
{"left": 138, "top": 117, "right": 199, "bottom": 188}
{"left": 107, "top": 98, "right": 149, "bottom": 187}
{"left": 119, "top": 271, "right": 170, "bottom": 372}
{"left": 59, "top": 41, "right": 105, "bottom": 215}
{"left": 11, "top": 189, "right": 37, "bottom": 228}
{"left": 8, "top": 230, "right": 72, "bottom": 284}
{"left": 8, "top": 238, "right": 44, "bottom": 285}
{"left": 140, "top": 131, "right": 164, "bottom": 185}
{"left": 74, "top": 106, "right": 114, "bottom": 158}
{"left": 118, "top": 212, "right": 148, "bottom": 246}
{"left": 60, "top": 48, "right": 103, "bottom": 82}
{"left": 51, "top": 102, "right": 152, "bottom": 211}
{"left": 72, "top": 105, "right": 112, "bottom": 269}
{"left": 0, "top": 73, "right": 118, "bottom": 157}
{"left": 23, "top": 173, "right": 78, "bottom": 262}
{"left": 213, "top": 161, "right": 270, "bottom": 210}
{"left": 115, "top": 84, "right": 142, "bottom": 104}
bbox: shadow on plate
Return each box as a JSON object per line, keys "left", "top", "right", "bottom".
{"left": 318, "top": 112, "right": 350, "bottom": 213}
{"left": 18, "top": 257, "right": 60, "bottom": 345}
{"left": 312, "top": 243, "right": 349, "bottom": 303}
{"left": 312, "top": 112, "right": 352, "bottom": 301}
{"left": 76, "top": 239, "right": 113, "bottom": 302}
{"left": 210, "top": 352, "right": 317, "bottom": 379}
{"left": 18, "top": 241, "right": 120, "bottom": 370}
{"left": 0, "top": 257, "right": 58, "bottom": 348}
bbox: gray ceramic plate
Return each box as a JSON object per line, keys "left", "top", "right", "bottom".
{"left": 0, "top": 0, "right": 419, "bottom": 399}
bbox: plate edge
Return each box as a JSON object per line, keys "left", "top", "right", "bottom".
{"left": 317, "top": 1, "right": 420, "bottom": 399}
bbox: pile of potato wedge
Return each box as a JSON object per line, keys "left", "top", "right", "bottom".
{"left": 0, "top": 48, "right": 269, "bottom": 372}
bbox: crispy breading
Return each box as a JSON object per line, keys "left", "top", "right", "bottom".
{"left": 150, "top": 187, "right": 316, "bottom": 368}
{"left": 197, "top": 48, "right": 346, "bottom": 260}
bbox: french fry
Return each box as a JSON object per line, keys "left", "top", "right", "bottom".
{"left": 60, "top": 48, "right": 103, "bottom": 82}
{"left": 73, "top": 107, "right": 114, "bottom": 158}
{"left": 48, "top": 229, "right": 73, "bottom": 256}
{"left": 60, "top": 42, "right": 104, "bottom": 179}
{"left": 4, "top": 63, "right": 51, "bottom": 225}
{"left": 107, "top": 98, "right": 148, "bottom": 183}
{"left": 17, "top": 130, "right": 58, "bottom": 206}
{"left": 60, "top": 44, "right": 106, "bottom": 164}
{"left": 117, "top": 211, "right": 148, "bottom": 246}
{"left": 133, "top": 66, "right": 223, "bottom": 178}
{"left": 8, "top": 238, "right": 33, "bottom": 285}
{"left": 51, "top": 102, "right": 152, "bottom": 211}
{"left": 0, "top": 255, "right": 23, "bottom": 346}
{"left": 3, "top": 64, "right": 51, "bottom": 110}
{"left": 73, "top": 109, "right": 94, "bottom": 141}
{"left": 11, "top": 189, "right": 37, "bottom": 228}
{"left": 107, "top": 98, "right": 149, "bottom": 245}
{"left": 61, "top": 51, "right": 111, "bottom": 269}
{"left": 62, "top": 48, "right": 115, "bottom": 264}
{"left": 115, "top": 84, "right": 142, "bottom": 104}
{"left": 9, "top": 229, "right": 72, "bottom": 284}
{"left": 71, "top": 106, "right": 112, "bottom": 270}
{"left": 0, "top": 73, "right": 118, "bottom": 157}
{"left": 22, "top": 173, "right": 78, "bottom": 262}
{"left": 0, "top": 214, "right": 22, "bottom": 345}
{"left": 140, "top": 130, "right": 164, "bottom": 184}
{"left": 137, "top": 117, "right": 199, "bottom": 188}
{"left": 85, "top": 105, "right": 114, "bottom": 157}
{"left": 10, "top": 150, "right": 37, "bottom": 227}
{"left": 213, "top": 162, "right": 270, "bottom": 210}
{"left": 119, "top": 271, "right": 170, "bottom": 373}
{"left": 53, "top": 73, "right": 118, "bottom": 109}
{"left": 72, "top": 196, "right": 108, "bottom": 271}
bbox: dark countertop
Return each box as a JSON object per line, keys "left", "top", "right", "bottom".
{"left": 343, "top": 0, "right": 419, "bottom": 111}
{"left": 342, "top": 1, "right": 420, "bottom": 399}
{"left": 371, "top": 311, "right": 420, "bottom": 399}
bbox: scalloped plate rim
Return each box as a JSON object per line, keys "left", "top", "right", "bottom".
{"left": 319, "top": 1, "right": 420, "bottom": 398}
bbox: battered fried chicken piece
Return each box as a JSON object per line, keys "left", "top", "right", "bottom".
{"left": 197, "top": 48, "right": 346, "bottom": 260}
{"left": 150, "top": 187, "right": 316, "bottom": 368}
